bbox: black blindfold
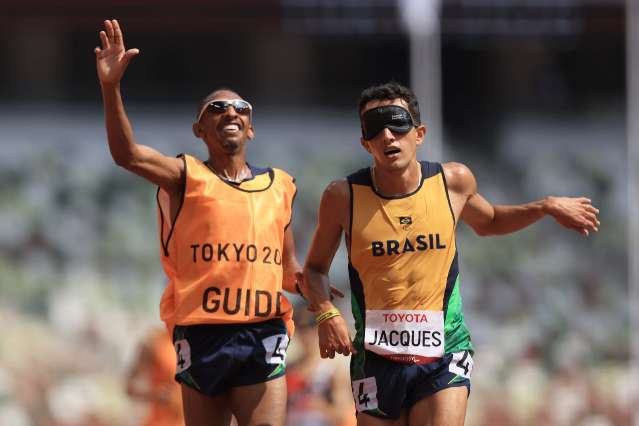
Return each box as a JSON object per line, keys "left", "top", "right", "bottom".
{"left": 361, "top": 105, "right": 416, "bottom": 140}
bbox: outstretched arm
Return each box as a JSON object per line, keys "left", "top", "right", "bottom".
{"left": 304, "top": 180, "right": 355, "bottom": 358}
{"left": 444, "top": 162, "right": 600, "bottom": 237}
{"left": 282, "top": 226, "right": 303, "bottom": 294}
{"left": 95, "top": 19, "right": 183, "bottom": 194}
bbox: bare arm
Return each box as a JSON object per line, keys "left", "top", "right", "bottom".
{"left": 95, "top": 19, "right": 183, "bottom": 194}
{"left": 303, "top": 180, "right": 347, "bottom": 310}
{"left": 444, "top": 162, "right": 600, "bottom": 236}
{"left": 303, "top": 179, "right": 355, "bottom": 358}
{"left": 282, "top": 225, "right": 302, "bottom": 294}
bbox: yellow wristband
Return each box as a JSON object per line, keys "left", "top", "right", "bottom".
{"left": 315, "top": 307, "right": 341, "bottom": 325}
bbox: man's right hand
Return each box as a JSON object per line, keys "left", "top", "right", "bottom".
{"left": 318, "top": 314, "right": 356, "bottom": 358}
{"left": 95, "top": 19, "right": 140, "bottom": 86}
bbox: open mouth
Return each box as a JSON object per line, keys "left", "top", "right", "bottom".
{"left": 219, "top": 121, "right": 243, "bottom": 134}
{"left": 384, "top": 147, "right": 401, "bottom": 156}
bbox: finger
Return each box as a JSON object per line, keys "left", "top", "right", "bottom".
{"left": 340, "top": 344, "right": 351, "bottom": 356}
{"left": 583, "top": 212, "right": 596, "bottom": 224}
{"left": 322, "top": 348, "right": 335, "bottom": 359}
{"left": 112, "top": 19, "right": 123, "bottom": 45}
{"left": 324, "top": 343, "right": 336, "bottom": 358}
{"left": 319, "top": 343, "right": 326, "bottom": 358}
{"left": 94, "top": 47, "right": 102, "bottom": 55}
{"left": 583, "top": 222, "right": 597, "bottom": 233}
{"left": 123, "top": 48, "right": 140, "bottom": 65}
{"left": 349, "top": 341, "right": 357, "bottom": 354}
{"left": 105, "top": 19, "right": 115, "bottom": 41}
{"left": 319, "top": 344, "right": 329, "bottom": 358}
{"left": 99, "top": 31, "right": 110, "bottom": 50}
{"left": 586, "top": 213, "right": 600, "bottom": 229}
{"left": 580, "top": 212, "right": 598, "bottom": 226}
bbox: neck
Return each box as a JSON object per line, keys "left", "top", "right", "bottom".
{"left": 206, "top": 156, "right": 251, "bottom": 183}
{"left": 371, "top": 161, "right": 422, "bottom": 197}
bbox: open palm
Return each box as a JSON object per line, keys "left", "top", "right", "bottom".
{"left": 95, "top": 19, "right": 139, "bottom": 85}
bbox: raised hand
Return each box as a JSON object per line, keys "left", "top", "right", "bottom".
{"left": 545, "top": 196, "right": 600, "bottom": 236}
{"left": 94, "top": 19, "right": 140, "bottom": 86}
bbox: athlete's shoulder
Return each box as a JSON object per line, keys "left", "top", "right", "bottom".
{"left": 324, "top": 178, "right": 349, "bottom": 200}
{"left": 442, "top": 162, "right": 477, "bottom": 195}
{"left": 320, "top": 178, "right": 350, "bottom": 229}
{"left": 178, "top": 153, "right": 206, "bottom": 177}
{"left": 181, "top": 153, "right": 199, "bottom": 166}
{"left": 320, "top": 179, "right": 349, "bottom": 211}
{"left": 271, "top": 167, "right": 297, "bottom": 191}
{"left": 271, "top": 167, "right": 294, "bottom": 181}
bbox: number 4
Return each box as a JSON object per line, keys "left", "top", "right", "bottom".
{"left": 351, "top": 377, "right": 378, "bottom": 412}
{"left": 456, "top": 351, "right": 470, "bottom": 375}
{"left": 358, "top": 382, "right": 371, "bottom": 407}
{"left": 449, "top": 350, "right": 473, "bottom": 379}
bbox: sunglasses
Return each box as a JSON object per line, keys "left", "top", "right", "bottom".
{"left": 197, "top": 99, "right": 253, "bottom": 122}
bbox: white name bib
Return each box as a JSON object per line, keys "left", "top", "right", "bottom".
{"left": 364, "top": 310, "right": 445, "bottom": 364}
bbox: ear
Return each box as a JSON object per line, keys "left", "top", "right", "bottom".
{"left": 192, "top": 122, "right": 203, "bottom": 139}
{"left": 360, "top": 138, "right": 372, "bottom": 154}
{"left": 247, "top": 125, "right": 255, "bottom": 140}
{"left": 415, "top": 125, "right": 426, "bottom": 146}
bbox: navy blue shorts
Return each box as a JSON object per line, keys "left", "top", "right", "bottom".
{"left": 172, "top": 319, "right": 289, "bottom": 396}
{"left": 350, "top": 350, "right": 473, "bottom": 419}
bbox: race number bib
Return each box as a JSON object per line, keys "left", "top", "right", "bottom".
{"left": 351, "top": 377, "right": 379, "bottom": 412}
{"left": 449, "top": 350, "right": 474, "bottom": 379}
{"left": 262, "top": 334, "right": 289, "bottom": 365}
{"left": 364, "top": 310, "right": 444, "bottom": 363}
{"left": 174, "top": 339, "right": 192, "bottom": 373}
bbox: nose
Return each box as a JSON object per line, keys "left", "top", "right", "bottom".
{"left": 224, "top": 106, "right": 240, "bottom": 117}
{"left": 380, "top": 127, "right": 395, "bottom": 142}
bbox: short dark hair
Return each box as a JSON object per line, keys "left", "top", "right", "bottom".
{"left": 358, "top": 82, "right": 421, "bottom": 125}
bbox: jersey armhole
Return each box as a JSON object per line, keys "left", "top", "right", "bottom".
{"left": 284, "top": 178, "right": 297, "bottom": 231}
{"left": 438, "top": 164, "right": 456, "bottom": 225}
{"left": 346, "top": 176, "right": 354, "bottom": 259}
{"left": 157, "top": 154, "right": 187, "bottom": 256}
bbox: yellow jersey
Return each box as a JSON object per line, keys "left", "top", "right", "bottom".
{"left": 348, "top": 161, "right": 472, "bottom": 365}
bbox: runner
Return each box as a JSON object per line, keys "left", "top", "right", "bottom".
{"left": 302, "top": 82, "right": 600, "bottom": 425}
{"left": 95, "top": 19, "right": 306, "bottom": 426}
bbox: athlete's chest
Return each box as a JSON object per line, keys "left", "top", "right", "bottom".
{"left": 353, "top": 192, "right": 452, "bottom": 253}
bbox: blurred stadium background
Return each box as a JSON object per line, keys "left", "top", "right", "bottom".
{"left": 0, "top": 0, "right": 635, "bottom": 425}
